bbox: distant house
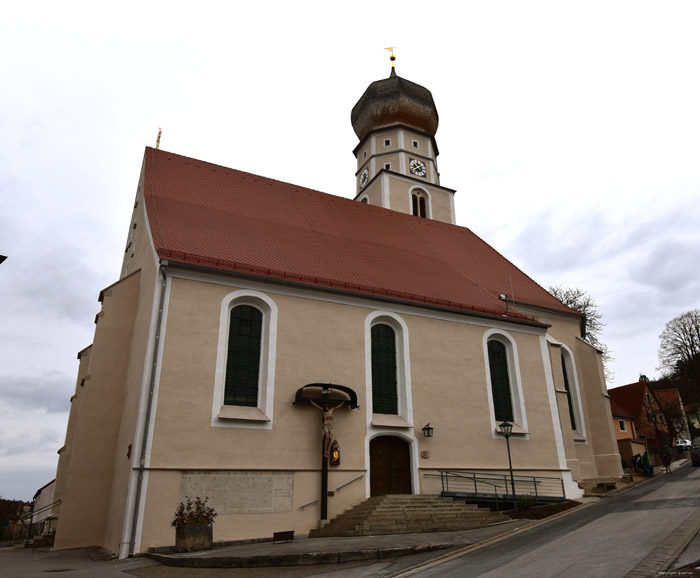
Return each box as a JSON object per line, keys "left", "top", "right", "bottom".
{"left": 651, "top": 387, "right": 691, "bottom": 443}
{"left": 30, "top": 479, "right": 58, "bottom": 543}
{"left": 610, "top": 398, "right": 647, "bottom": 469}
{"left": 609, "top": 381, "right": 669, "bottom": 458}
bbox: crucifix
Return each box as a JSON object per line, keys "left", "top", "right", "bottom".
{"left": 293, "top": 383, "right": 358, "bottom": 521}
{"left": 309, "top": 399, "right": 345, "bottom": 458}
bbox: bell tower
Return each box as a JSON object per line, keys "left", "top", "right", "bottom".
{"left": 351, "top": 55, "right": 456, "bottom": 224}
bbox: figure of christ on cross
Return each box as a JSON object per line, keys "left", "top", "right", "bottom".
{"left": 308, "top": 399, "right": 346, "bottom": 458}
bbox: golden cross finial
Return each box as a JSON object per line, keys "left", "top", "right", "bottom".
{"left": 384, "top": 47, "right": 396, "bottom": 67}
{"left": 156, "top": 128, "right": 162, "bottom": 150}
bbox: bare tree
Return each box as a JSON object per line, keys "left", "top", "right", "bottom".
{"left": 549, "top": 286, "right": 613, "bottom": 380}
{"left": 658, "top": 309, "right": 700, "bottom": 401}
{"left": 651, "top": 387, "right": 687, "bottom": 446}
{"left": 658, "top": 310, "right": 700, "bottom": 373}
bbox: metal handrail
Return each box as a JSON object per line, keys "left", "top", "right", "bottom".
{"left": 298, "top": 500, "right": 319, "bottom": 510}
{"left": 439, "top": 470, "right": 565, "bottom": 505}
{"left": 21, "top": 499, "right": 61, "bottom": 522}
{"left": 333, "top": 475, "right": 363, "bottom": 493}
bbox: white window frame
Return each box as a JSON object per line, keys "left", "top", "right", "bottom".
{"left": 618, "top": 420, "right": 627, "bottom": 433}
{"left": 561, "top": 345, "right": 586, "bottom": 440}
{"left": 483, "top": 329, "right": 528, "bottom": 437}
{"left": 211, "top": 289, "right": 277, "bottom": 429}
{"left": 408, "top": 186, "right": 432, "bottom": 219}
{"left": 365, "top": 311, "right": 413, "bottom": 428}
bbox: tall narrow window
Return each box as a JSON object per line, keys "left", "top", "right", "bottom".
{"left": 224, "top": 305, "right": 262, "bottom": 406}
{"left": 412, "top": 192, "right": 427, "bottom": 218}
{"left": 488, "top": 340, "right": 514, "bottom": 422}
{"left": 371, "top": 324, "right": 398, "bottom": 414}
{"left": 561, "top": 352, "right": 577, "bottom": 429}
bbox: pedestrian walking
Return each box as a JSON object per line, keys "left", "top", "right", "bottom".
{"left": 661, "top": 452, "right": 671, "bottom": 474}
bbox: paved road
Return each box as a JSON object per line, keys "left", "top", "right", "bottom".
{"left": 398, "top": 465, "right": 700, "bottom": 578}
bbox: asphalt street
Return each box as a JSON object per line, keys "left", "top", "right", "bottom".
{"left": 399, "top": 464, "right": 700, "bottom": 578}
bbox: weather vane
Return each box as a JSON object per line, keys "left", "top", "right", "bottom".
{"left": 385, "top": 46, "right": 396, "bottom": 68}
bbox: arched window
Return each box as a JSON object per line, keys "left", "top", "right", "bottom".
{"left": 561, "top": 352, "right": 576, "bottom": 429}
{"left": 361, "top": 197, "right": 368, "bottom": 204}
{"left": 224, "top": 305, "right": 262, "bottom": 407}
{"left": 560, "top": 346, "right": 585, "bottom": 437}
{"left": 212, "top": 290, "right": 278, "bottom": 428}
{"left": 483, "top": 329, "right": 527, "bottom": 434}
{"left": 487, "top": 340, "right": 514, "bottom": 422}
{"left": 371, "top": 323, "right": 398, "bottom": 414}
{"left": 411, "top": 191, "right": 427, "bottom": 218}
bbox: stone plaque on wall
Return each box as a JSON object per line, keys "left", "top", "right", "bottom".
{"left": 180, "top": 471, "right": 293, "bottom": 514}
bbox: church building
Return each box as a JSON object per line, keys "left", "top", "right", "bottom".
{"left": 51, "top": 63, "right": 623, "bottom": 558}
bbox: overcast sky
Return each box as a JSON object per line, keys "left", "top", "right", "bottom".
{"left": 1, "top": 1, "right": 699, "bottom": 500}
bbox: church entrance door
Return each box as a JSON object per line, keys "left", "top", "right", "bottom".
{"left": 369, "top": 436, "right": 412, "bottom": 496}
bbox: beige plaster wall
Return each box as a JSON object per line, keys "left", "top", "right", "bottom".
{"left": 358, "top": 179, "right": 383, "bottom": 207}
{"left": 141, "top": 469, "right": 367, "bottom": 547}
{"left": 54, "top": 271, "right": 141, "bottom": 551}
{"left": 53, "top": 346, "right": 92, "bottom": 519}
{"left": 525, "top": 310, "right": 622, "bottom": 480}
{"left": 385, "top": 177, "right": 453, "bottom": 223}
{"left": 136, "top": 276, "right": 573, "bottom": 548}
{"left": 103, "top": 220, "right": 160, "bottom": 553}
{"left": 575, "top": 338, "right": 623, "bottom": 478}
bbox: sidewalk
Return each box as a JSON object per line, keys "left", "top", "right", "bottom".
{"left": 147, "top": 519, "right": 536, "bottom": 568}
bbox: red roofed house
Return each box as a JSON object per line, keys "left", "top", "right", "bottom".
{"left": 652, "top": 387, "right": 691, "bottom": 445}
{"left": 609, "top": 382, "right": 670, "bottom": 460}
{"left": 609, "top": 398, "right": 647, "bottom": 469}
{"left": 52, "top": 67, "right": 623, "bottom": 557}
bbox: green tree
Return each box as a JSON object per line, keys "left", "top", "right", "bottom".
{"left": 549, "top": 286, "right": 613, "bottom": 381}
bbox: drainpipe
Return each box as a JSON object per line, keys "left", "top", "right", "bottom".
{"left": 128, "top": 262, "right": 168, "bottom": 557}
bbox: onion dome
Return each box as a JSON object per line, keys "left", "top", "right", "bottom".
{"left": 351, "top": 68, "right": 439, "bottom": 142}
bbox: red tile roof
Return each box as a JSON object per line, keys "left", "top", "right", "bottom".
{"left": 609, "top": 382, "right": 655, "bottom": 420}
{"left": 653, "top": 388, "right": 682, "bottom": 407}
{"left": 609, "top": 398, "right": 634, "bottom": 419}
{"left": 143, "top": 147, "right": 578, "bottom": 322}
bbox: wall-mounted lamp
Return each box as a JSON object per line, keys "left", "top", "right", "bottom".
{"left": 422, "top": 423, "right": 434, "bottom": 438}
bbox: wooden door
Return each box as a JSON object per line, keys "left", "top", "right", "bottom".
{"left": 370, "top": 436, "right": 412, "bottom": 496}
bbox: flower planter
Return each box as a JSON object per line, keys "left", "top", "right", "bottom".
{"left": 175, "top": 523, "right": 213, "bottom": 553}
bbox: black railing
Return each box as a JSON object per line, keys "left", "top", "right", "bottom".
{"left": 439, "top": 470, "right": 565, "bottom": 506}
{"left": 22, "top": 499, "right": 61, "bottom": 545}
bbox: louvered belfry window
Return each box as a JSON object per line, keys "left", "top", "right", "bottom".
{"left": 371, "top": 324, "right": 398, "bottom": 414}
{"left": 488, "top": 340, "right": 514, "bottom": 422}
{"left": 561, "top": 352, "right": 577, "bottom": 430}
{"left": 224, "top": 305, "right": 262, "bottom": 407}
{"left": 412, "top": 193, "right": 427, "bottom": 218}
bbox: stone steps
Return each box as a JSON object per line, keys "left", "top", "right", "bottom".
{"left": 310, "top": 494, "right": 508, "bottom": 538}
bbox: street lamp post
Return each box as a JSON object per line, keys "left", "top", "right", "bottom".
{"left": 499, "top": 420, "right": 518, "bottom": 515}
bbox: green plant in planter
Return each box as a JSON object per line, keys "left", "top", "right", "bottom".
{"left": 172, "top": 496, "right": 217, "bottom": 553}
{"left": 517, "top": 494, "right": 536, "bottom": 511}
{"left": 172, "top": 496, "right": 217, "bottom": 527}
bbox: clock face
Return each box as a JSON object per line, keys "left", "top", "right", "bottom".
{"left": 360, "top": 168, "right": 369, "bottom": 188}
{"left": 409, "top": 158, "right": 427, "bottom": 178}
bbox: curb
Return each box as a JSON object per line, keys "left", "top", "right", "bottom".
{"left": 146, "top": 543, "right": 451, "bottom": 568}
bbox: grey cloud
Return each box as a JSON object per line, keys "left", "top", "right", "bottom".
{"left": 0, "top": 372, "right": 74, "bottom": 414}
{"left": 505, "top": 209, "right": 610, "bottom": 274}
